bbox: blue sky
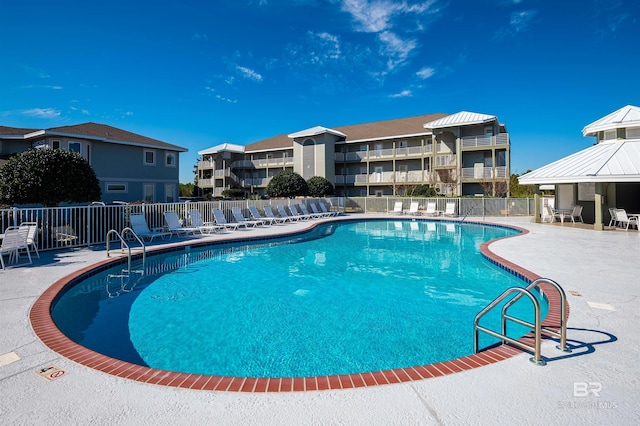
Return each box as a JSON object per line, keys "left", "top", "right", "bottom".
{"left": 1, "top": 0, "right": 638, "bottom": 183}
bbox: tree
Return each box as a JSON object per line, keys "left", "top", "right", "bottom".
{"left": 179, "top": 183, "right": 195, "bottom": 197}
{"left": 307, "top": 176, "right": 335, "bottom": 197}
{"left": 265, "top": 170, "right": 308, "bottom": 198}
{"left": 0, "top": 149, "right": 101, "bottom": 206}
{"left": 222, "top": 188, "right": 245, "bottom": 199}
{"left": 406, "top": 184, "right": 437, "bottom": 197}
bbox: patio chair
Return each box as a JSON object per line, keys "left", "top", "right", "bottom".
{"left": 248, "top": 205, "right": 280, "bottom": 225}
{"left": 318, "top": 201, "right": 338, "bottom": 217}
{"left": 298, "top": 204, "right": 321, "bottom": 219}
{"left": 608, "top": 208, "right": 619, "bottom": 228}
{"left": 614, "top": 209, "right": 638, "bottom": 231}
{"left": 406, "top": 202, "right": 421, "bottom": 216}
{"left": 164, "top": 211, "right": 200, "bottom": 236}
{"left": 423, "top": 201, "right": 441, "bottom": 217}
{"left": 568, "top": 205, "right": 584, "bottom": 223}
{"left": 129, "top": 214, "right": 171, "bottom": 242}
{"left": 277, "top": 205, "right": 300, "bottom": 222}
{"left": 390, "top": 201, "right": 404, "bottom": 215}
{"left": 263, "top": 206, "right": 290, "bottom": 224}
{"left": 212, "top": 209, "right": 241, "bottom": 230}
{"left": 188, "top": 210, "right": 225, "bottom": 234}
{"left": 231, "top": 207, "right": 264, "bottom": 227}
{"left": 541, "top": 205, "right": 555, "bottom": 223}
{"left": 310, "top": 202, "right": 333, "bottom": 218}
{"left": 1, "top": 226, "right": 32, "bottom": 271}
{"left": 19, "top": 221, "right": 40, "bottom": 258}
{"left": 443, "top": 202, "right": 457, "bottom": 217}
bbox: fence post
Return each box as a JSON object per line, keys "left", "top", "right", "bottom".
{"left": 86, "top": 205, "right": 92, "bottom": 247}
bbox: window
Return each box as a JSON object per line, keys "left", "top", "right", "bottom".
{"left": 106, "top": 183, "right": 128, "bottom": 193}
{"left": 603, "top": 130, "right": 616, "bottom": 141}
{"left": 165, "top": 184, "right": 176, "bottom": 203}
{"left": 360, "top": 145, "right": 367, "bottom": 151}
{"left": 399, "top": 140, "right": 407, "bottom": 148}
{"left": 144, "top": 184, "right": 155, "bottom": 203}
{"left": 165, "top": 152, "right": 176, "bottom": 167}
{"left": 144, "top": 150, "right": 156, "bottom": 166}
{"left": 68, "top": 141, "right": 81, "bottom": 154}
{"left": 52, "top": 140, "right": 60, "bottom": 149}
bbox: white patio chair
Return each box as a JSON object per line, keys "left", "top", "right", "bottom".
{"left": 19, "top": 221, "right": 40, "bottom": 258}
{"left": 406, "top": 202, "right": 421, "bottom": 216}
{"left": 212, "top": 209, "right": 241, "bottom": 230}
{"left": 263, "top": 206, "right": 289, "bottom": 224}
{"left": 423, "top": 201, "right": 441, "bottom": 217}
{"left": 390, "top": 201, "right": 404, "bottom": 215}
{"left": 1, "top": 226, "right": 32, "bottom": 271}
{"left": 164, "top": 211, "right": 200, "bottom": 236}
{"left": 277, "top": 205, "right": 300, "bottom": 222}
{"left": 608, "top": 208, "right": 618, "bottom": 228}
{"left": 248, "top": 205, "right": 279, "bottom": 226}
{"left": 443, "top": 202, "right": 457, "bottom": 217}
{"left": 614, "top": 209, "right": 638, "bottom": 231}
{"left": 188, "top": 210, "right": 224, "bottom": 234}
{"left": 129, "top": 214, "right": 171, "bottom": 241}
{"left": 231, "top": 207, "right": 264, "bottom": 227}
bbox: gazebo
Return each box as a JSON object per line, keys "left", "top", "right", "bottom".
{"left": 519, "top": 105, "right": 640, "bottom": 230}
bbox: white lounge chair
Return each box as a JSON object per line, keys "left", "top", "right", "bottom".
{"left": 231, "top": 207, "right": 264, "bottom": 227}
{"left": 298, "top": 204, "right": 321, "bottom": 219}
{"left": 1, "top": 226, "right": 32, "bottom": 270}
{"left": 318, "top": 202, "right": 338, "bottom": 217}
{"left": 390, "top": 201, "right": 404, "bottom": 215}
{"left": 444, "top": 202, "right": 457, "bottom": 217}
{"left": 129, "top": 214, "right": 171, "bottom": 241}
{"left": 212, "top": 209, "right": 241, "bottom": 230}
{"left": 263, "top": 206, "right": 289, "bottom": 224}
{"left": 310, "top": 203, "right": 332, "bottom": 218}
{"left": 608, "top": 208, "right": 618, "bottom": 228}
{"left": 164, "top": 211, "right": 200, "bottom": 236}
{"left": 248, "top": 205, "right": 279, "bottom": 226}
{"left": 406, "top": 202, "right": 420, "bottom": 216}
{"left": 188, "top": 210, "right": 224, "bottom": 234}
{"left": 423, "top": 201, "right": 441, "bottom": 217}
{"left": 568, "top": 205, "right": 584, "bottom": 223}
{"left": 277, "top": 205, "right": 300, "bottom": 222}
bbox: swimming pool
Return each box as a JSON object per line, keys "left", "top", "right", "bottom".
{"left": 46, "top": 219, "right": 547, "bottom": 381}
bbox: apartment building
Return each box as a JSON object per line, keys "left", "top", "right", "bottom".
{"left": 197, "top": 111, "right": 510, "bottom": 198}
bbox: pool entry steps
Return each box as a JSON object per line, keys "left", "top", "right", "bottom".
{"left": 105, "top": 228, "right": 147, "bottom": 295}
{"left": 473, "top": 278, "right": 571, "bottom": 365}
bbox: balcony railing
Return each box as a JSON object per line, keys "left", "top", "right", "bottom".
{"left": 434, "top": 154, "right": 456, "bottom": 167}
{"left": 461, "top": 166, "right": 508, "bottom": 179}
{"left": 336, "top": 170, "right": 429, "bottom": 185}
{"left": 198, "top": 160, "right": 215, "bottom": 169}
{"left": 461, "top": 136, "right": 492, "bottom": 148}
{"left": 495, "top": 133, "right": 510, "bottom": 145}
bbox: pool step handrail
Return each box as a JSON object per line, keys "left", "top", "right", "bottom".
{"left": 460, "top": 206, "right": 474, "bottom": 222}
{"left": 473, "top": 278, "right": 570, "bottom": 365}
{"left": 106, "top": 228, "right": 146, "bottom": 276}
{"left": 502, "top": 278, "right": 571, "bottom": 353}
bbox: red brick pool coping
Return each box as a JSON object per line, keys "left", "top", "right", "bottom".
{"left": 29, "top": 218, "right": 568, "bottom": 392}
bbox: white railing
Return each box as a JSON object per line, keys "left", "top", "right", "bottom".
{"left": 198, "top": 160, "right": 215, "bottom": 169}
{"left": 231, "top": 160, "right": 254, "bottom": 169}
{"left": 461, "top": 136, "right": 492, "bottom": 148}
{"left": 496, "top": 133, "right": 510, "bottom": 145}
{"left": 345, "top": 152, "right": 367, "bottom": 161}
{"left": 198, "top": 178, "right": 215, "bottom": 187}
{"left": 434, "top": 154, "right": 456, "bottom": 167}
{"left": 461, "top": 166, "right": 508, "bottom": 179}
{"left": 369, "top": 148, "right": 394, "bottom": 159}
{"left": 395, "top": 146, "right": 423, "bottom": 157}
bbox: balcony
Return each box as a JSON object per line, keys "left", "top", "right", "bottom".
{"left": 461, "top": 166, "right": 508, "bottom": 179}
{"left": 198, "top": 178, "right": 215, "bottom": 188}
{"left": 336, "top": 170, "right": 429, "bottom": 185}
{"left": 198, "top": 160, "right": 215, "bottom": 169}
{"left": 434, "top": 154, "right": 456, "bottom": 167}
{"left": 460, "top": 133, "right": 510, "bottom": 148}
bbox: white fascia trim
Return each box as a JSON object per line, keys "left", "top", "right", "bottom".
{"left": 38, "top": 130, "right": 188, "bottom": 152}
{"left": 340, "top": 132, "right": 433, "bottom": 145}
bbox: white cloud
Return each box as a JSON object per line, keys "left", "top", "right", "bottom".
{"left": 378, "top": 31, "right": 417, "bottom": 70}
{"left": 389, "top": 89, "right": 412, "bottom": 98}
{"left": 192, "top": 33, "right": 209, "bottom": 41}
{"left": 340, "top": 0, "right": 436, "bottom": 33}
{"left": 510, "top": 10, "right": 537, "bottom": 32}
{"left": 22, "top": 108, "right": 61, "bottom": 119}
{"left": 204, "top": 86, "right": 238, "bottom": 104}
{"left": 416, "top": 67, "right": 435, "bottom": 79}
{"left": 236, "top": 66, "right": 263, "bottom": 82}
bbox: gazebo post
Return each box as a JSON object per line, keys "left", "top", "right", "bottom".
{"left": 533, "top": 186, "right": 541, "bottom": 223}
{"left": 594, "top": 182, "right": 604, "bottom": 231}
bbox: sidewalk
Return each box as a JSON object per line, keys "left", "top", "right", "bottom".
{"left": 0, "top": 216, "right": 638, "bottom": 425}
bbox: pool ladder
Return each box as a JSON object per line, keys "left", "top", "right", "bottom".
{"left": 473, "top": 278, "right": 571, "bottom": 365}
{"left": 106, "top": 227, "right": 146, "bottom": 278}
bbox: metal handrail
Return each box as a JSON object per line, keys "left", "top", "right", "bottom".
{"left": 105, "top": 227, "right": 146, "bottom": 274}
{"left": 474, "top": 287, "right": 545, "bottom": 365}
{"left": 120, "top": 227, "right": 146, "bottom": 272}
{"left": 502, "top": 278, "right": 571, "bottom": 353}
{"left": 106, "top": 229, "right": 132, "bottom": 274}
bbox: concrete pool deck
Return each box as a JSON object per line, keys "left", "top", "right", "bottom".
{"left": 0, "top": 215, "right": 638, "bottom": 425}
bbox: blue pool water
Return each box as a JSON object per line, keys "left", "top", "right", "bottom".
{"left": 52, "top": 220, "right": 546, "bottom": 378}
